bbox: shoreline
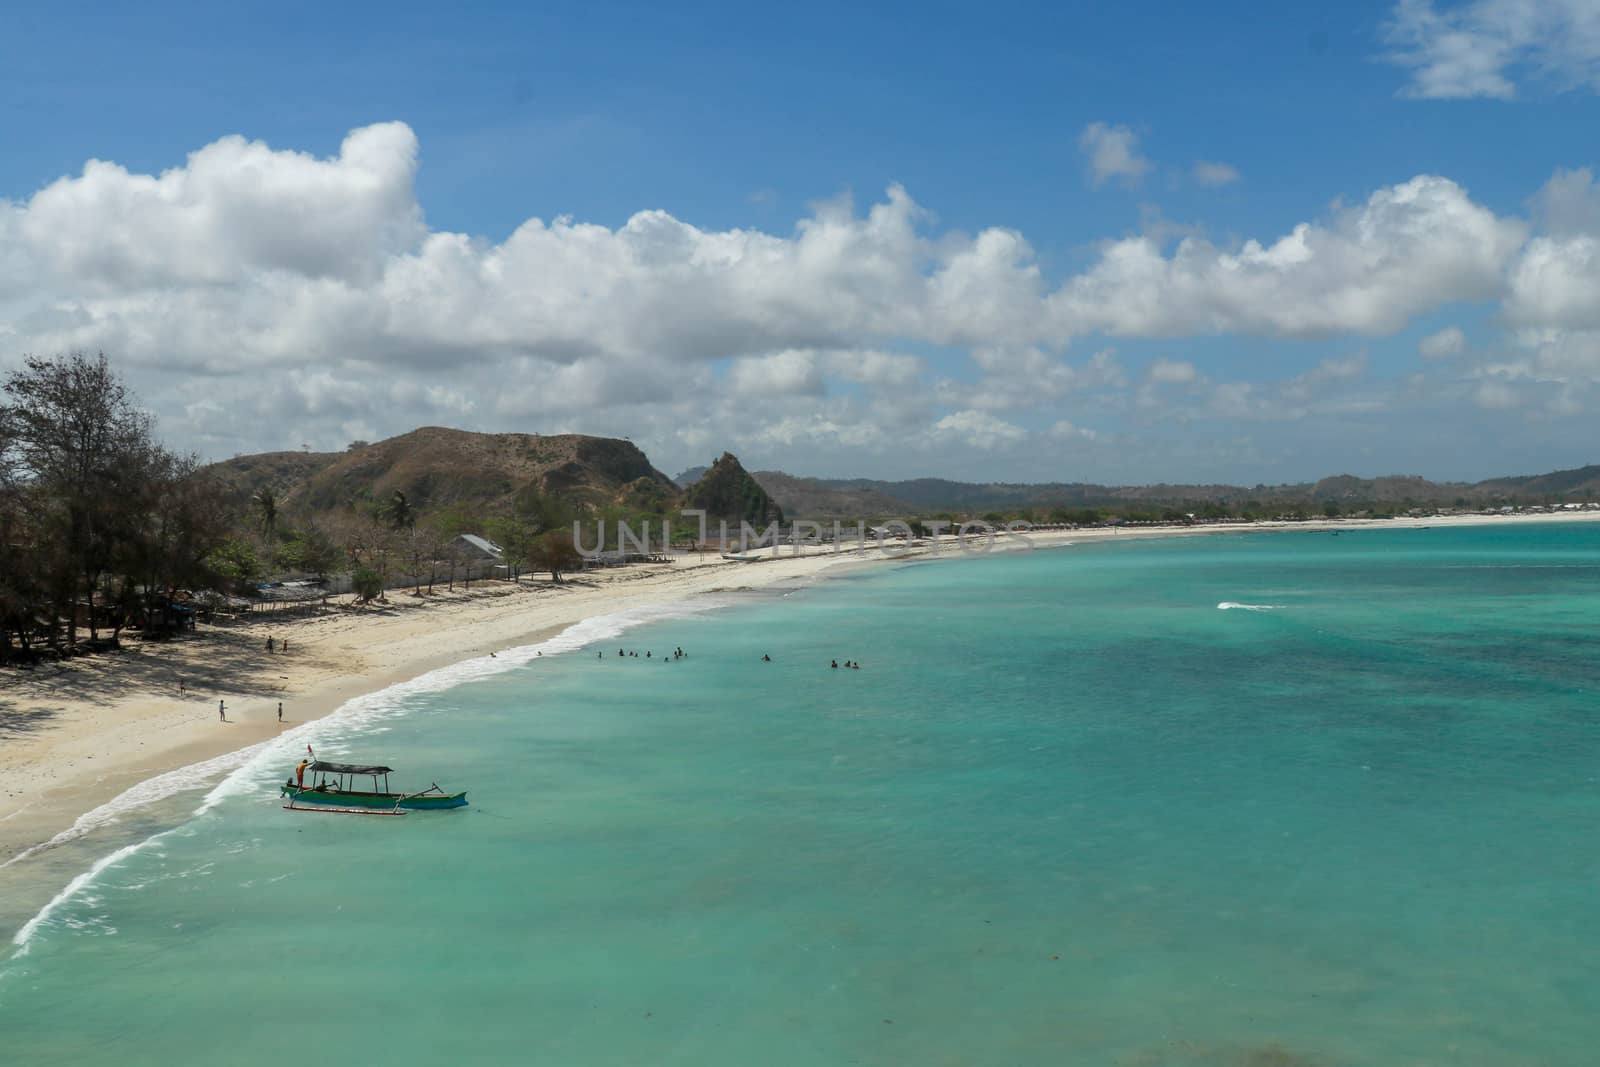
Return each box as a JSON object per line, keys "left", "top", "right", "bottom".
{"left": 3, "top": 510, "right": 1598, "bottom": 937}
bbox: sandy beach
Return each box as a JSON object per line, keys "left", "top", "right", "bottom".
{"left": 2, "top": 510, "right": 1596, "bottom": 900}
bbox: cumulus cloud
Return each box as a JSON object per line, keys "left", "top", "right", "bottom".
{"left": 726, "top": 350, "right": 827, "bottom": 397}
{"left": 1419, "top": 325, "right": 1467, "bottom": 358}
{"left": 1192, "top": 161, "right": 1241, "bottom": 186}
{"left": 1383, "top": 0, "right": 1600, "bottom": 99}
{"left": 1531, "top": 167, "right": 1600, "bottom": 234}
{"left": 1078, "top": 122, "right": 1151, "bottom": 188}
{"left": 1506, "top": 233, "right": 1600, "bottom": 329}
{"left": 0, "top": 121, "right": 1568, "bottom": 476}
{"left": 932, "top": 410, "right": 1027, "bottom": 449}
{"left": 21, "top": 123, "right": 423, "bottom": 288}
{"left": 1051, "top": 175, "right": 1526, "bottom": 338}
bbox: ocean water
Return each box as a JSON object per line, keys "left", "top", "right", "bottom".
{"left": 4, "top": 524, "right": 1600, "bottom": 1066}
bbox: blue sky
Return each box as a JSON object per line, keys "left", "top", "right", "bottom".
{"left": 2, "top": 1, "right": 1598, "bottom": 484}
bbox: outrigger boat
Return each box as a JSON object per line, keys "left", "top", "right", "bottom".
{"left": 281, "top": 761, "right": 468, "bottom": 816}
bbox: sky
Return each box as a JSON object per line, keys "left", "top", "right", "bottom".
{"left": 2, "top": 0, "right": 1598, "bottom": 485}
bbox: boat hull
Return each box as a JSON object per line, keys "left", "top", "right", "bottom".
{"left": 281, "top": 787, "right": 468, "bottom": 810}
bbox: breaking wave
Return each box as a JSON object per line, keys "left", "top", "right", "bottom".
{"left": 1217, "top": 601, "right": 1285, "bottom": 612}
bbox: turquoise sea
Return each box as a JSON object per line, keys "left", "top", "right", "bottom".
{"left": 4, "top": 524, "right": 1600, "bottom": 1065}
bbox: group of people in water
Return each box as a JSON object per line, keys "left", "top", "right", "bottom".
{"left": 592, "top": 646, "right": 864, "bottom": 671}
{"left": 600, "top": 646, "right": 687, "bottom": 661}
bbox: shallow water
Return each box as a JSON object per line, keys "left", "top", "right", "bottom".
{"left": 4, "top": 525, "right": 1600, "bottom": 1065}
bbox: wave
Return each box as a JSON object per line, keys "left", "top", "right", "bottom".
{"left": 7, "top": 597, "right": 719, "bottom": 959}
{"left": 1216, "top": 601, "right": 1285, "bottom": 612}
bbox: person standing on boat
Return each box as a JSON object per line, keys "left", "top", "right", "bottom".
{"left": 295, "top": 759, "right": 310, "bottom": 788}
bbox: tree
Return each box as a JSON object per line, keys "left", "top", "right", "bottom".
{"left": 381, "top": 489, "right": 415, "bottom": 532}
{"left": 335, "top": 510, "right": 400, "bottom": 598}
{"left": 0, "top": 352, "right": 232, "bottom": 661}
{"left": 3, "top": 352, "right": 160, "bottom": 642}
{"left": 529, "top": 530, "right": 583, "bottom": 583}
{"left": 205, "top": 537, "right": 263, "bottom": 591}
{"left": 429, "top": 505, "right": 478, "bottom": 591}
{"left": 487, "top": 516, "right": 534, "bottom": 582}
{"left": 414, "top": 518, "right": 453, "bottom": 593}
{"left": 251, "top": 487, "right": 280, "bottom": 542}
{"left": 351, "top": 567, "right": 383, "bottom": 603}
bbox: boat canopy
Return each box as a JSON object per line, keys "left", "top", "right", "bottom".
{"left": 308, "top": 761, "right": 394, "bottom": 775}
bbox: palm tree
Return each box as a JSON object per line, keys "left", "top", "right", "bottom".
{"left": 251, "top": 488, "right": 279, "bottom": 543}
{"left": 383, "top": 490, "right": 415, "bottom": 531}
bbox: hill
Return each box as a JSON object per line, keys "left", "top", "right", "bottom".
{"left": 1472, "top": 464, "right": 1600, "bottom": 498}
{"left": 207, "top": 427, "right": 679, "bottom": 521}
{"left": 672, "top": 466, "right": 709, "bottom": 488}
{"left": 752, "top": 465, "right": 1598, "bottom": 516}
{"left": 682, "top": 453, "right": 784, "bottom": 525}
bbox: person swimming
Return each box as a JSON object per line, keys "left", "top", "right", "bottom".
{"left": 762, "top": 654, "right": 771, "bottom": 662}
{"left": 831, "top": 660, "right": 838, "bottom": 668}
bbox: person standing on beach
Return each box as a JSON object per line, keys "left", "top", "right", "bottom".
{"left": 277, "top": 702, "right": 283, "bottom": 723}
{"left": 178, "top": 677, "right": 186, "bottom": 696}
{"left": 218, "top": 699, "right": 226, "bottom": 722}
{"left": 281, "top": 638, "right": 288, "bottom": 654}
{"left": 266, "top": 636, "right": 275, "bottom": 654}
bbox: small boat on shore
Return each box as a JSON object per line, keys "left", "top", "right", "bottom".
{"left": 281, "top": 761, "right": 468, "bottom": 815}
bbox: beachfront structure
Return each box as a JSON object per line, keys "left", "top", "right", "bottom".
{"left": 451, "top": 534, "right": 504, "bottom": 562}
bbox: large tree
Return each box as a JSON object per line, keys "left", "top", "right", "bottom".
{"left": 0, "top": 352, "right": 231, "bottom": 659}
{"left": 529, "top": 530, "right": 583, "bottom": 583}
{"left": 3, "top": 353, "right": 162, "bottom": 641}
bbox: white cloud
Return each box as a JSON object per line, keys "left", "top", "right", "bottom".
{"left": 1192, "top": 161, "right": 1241, "bottom": 187}
{"left": 0, "top": 121, "right": 1569, "bottom": 477}
{"left": 825, "top": 349, "right": 923, "bottom": 387}
{"left": 20, "top": 123, "right": 423, "bottom": 288}
{"left": 1383, "top": 0, "right": 1600, "bottom": 99}
{"left": 1279, "top": 354, "right": 1368, "bottom": 402}
{"left": 1052, "top": 175, "right": 1526, "bottom": 338}
{"left": 1506, "top": 233, "right": 1600, "bottom": 329}
{"left": 1078, "top": 122, "right": 1151, "bottom": 188}
{"left": 953, "top": 347, "right": 1126, "bottom": 411}
{"left": 1047, "top": 420, "right": 1099, "bottom": 441}
{"left": 1419, "top": 325, "right": 1467, "bottom": 358}
{"left": 1146, "top": 358, "right": 1199, "bottom": 385}
{"left": 931, "top": 410, "right": 1027, "bottom": 449}
{"left": 726, "top": 350, "right": 826, "bottom": 397}
{"left": 1531, "top": 167, "right": 1600, "bottom": 235}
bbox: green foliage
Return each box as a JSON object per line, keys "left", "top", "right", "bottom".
{"left": 529, "top": 530, "right": 583, "bottom": 582}
{"left": 683, "top": 453, "right": 783, "bottom": 525}
{"left": 275, "top": 525, "right": 340, "bottom": 577}
{"left": 206, "top": 537, "right": 262, "bottom": 588}
{"left": 380, "top": 489, "right": 415, "bottom": 531}
{"left": 351, "top": 566, "right": 384, "bottom": 603}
